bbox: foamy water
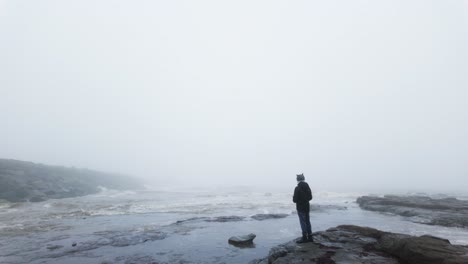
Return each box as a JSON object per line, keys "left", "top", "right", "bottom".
{"left": 0, "top": 189, "right": 467, "bottom": 264}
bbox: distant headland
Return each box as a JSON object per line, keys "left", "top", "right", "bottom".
{"left": 0, "top": 159, "right": 143, "bottom": 202}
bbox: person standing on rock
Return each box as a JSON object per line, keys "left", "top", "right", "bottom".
{"left": 293, "top": 173, "right": 313, "bottom": 243}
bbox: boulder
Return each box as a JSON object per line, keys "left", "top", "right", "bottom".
{"left": 228, "top": 233, "right": 256, "bottom": 246}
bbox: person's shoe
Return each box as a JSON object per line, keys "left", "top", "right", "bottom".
{"left": 296, "top": 233, "right": 308, "bottom": 244}
{"left": 307, "top": 233, "right": 314, "bottom": 242}
{"left": 296, "top": 237, "right": 308, "bottom": 244}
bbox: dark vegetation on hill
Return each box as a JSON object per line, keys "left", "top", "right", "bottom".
{"left": 0, "top": 159, "right": 143, "bottom": 202}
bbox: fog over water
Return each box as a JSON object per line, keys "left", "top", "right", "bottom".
{"left": 1, "top": 1, "right": 467, "bottom": 193}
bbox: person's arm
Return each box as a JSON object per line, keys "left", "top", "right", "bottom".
{"left": 307, "top": 185, "right": 312, "bottom": 201}
{"left": 293, "top": 187, "right": 298, "bottom": 203}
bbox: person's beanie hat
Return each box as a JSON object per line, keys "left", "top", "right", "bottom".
{"left": 296, "top": 173, "right": 305, "bottom": 181}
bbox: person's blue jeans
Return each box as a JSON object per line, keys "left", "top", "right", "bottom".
{"left": 297, "top": 210, "right": 312, "bottom": 235}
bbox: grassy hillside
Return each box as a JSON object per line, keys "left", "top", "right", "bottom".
{"left": 0, "top": 159, "right": 143, "bottom": 202}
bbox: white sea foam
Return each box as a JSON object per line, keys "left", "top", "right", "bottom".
{"left": 0, "top": 202, "right": 11, "bottom": 209}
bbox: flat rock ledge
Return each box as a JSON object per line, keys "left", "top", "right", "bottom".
{"left": 251, "top": 214, "right": 289, "bottom": 221}
{"left": 357, "top": 195, "right": 468, "bottom": 228}
{"left": 250, "top": 225, "right": 468, "bottom": 264}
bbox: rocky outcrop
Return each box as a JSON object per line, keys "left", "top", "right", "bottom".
{"left": 174, "top": 216, "right": 246, "bottom": 225}
{"left": 228, "top": 233, "right": 256, "bottom": 247}
{"left": 0, "top": 159, "right": 142, "bottom": 202}
{"left": 310, "top": 204, "right": 348, "bottom": 212}
{"left": 251, "top": 225, "right": 468, "bottom": 264}
{"left": 40, "top": 229, "right": 167, "bottom": 260}
{"left": 205, "top": 216, "right": 246, "bottom": 222}
{"left": 251, "top": 214, "right": 289, "bottom": 221}
{"left": 357, "top": 195, "right": 468, "bottom": 228}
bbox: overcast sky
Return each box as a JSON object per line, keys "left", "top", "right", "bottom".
{"left": 1, "top": 0, "right": 467, "bottom": 192}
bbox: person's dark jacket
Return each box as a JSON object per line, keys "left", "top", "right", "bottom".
{"left": 293, "top": 181, "right": 312, "bottom": 212}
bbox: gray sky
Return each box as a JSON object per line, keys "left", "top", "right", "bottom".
{"left": 1, "top": 0, "right": 467, "bottom": 192}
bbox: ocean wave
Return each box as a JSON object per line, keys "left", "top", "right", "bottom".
{"left": 0, "top": 190, "right": 380, "bottom": 220}
{"left": 0, "top": 202, "right": 12, "bottom": 210}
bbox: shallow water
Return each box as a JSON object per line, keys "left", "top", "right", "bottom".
{"left": 1, "top": 189, "right": 467, "bottom": 264}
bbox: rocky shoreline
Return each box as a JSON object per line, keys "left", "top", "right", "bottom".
{"left": 357, "top": 195, "right": 468, "bottom": 229}
{"left": 251, "top": 225, "right": 468, "bottom": 264}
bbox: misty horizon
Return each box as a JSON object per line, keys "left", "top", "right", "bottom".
{"left": 1, "top": 1, "right": 467, "bottom": 193}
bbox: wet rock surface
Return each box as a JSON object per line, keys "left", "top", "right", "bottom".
{"left": 206, "top": 216, "right": 246, "bottom": 222}
{"left": 176, "top": 214, "right": 292, "bottom": 224}
{"left": 40, "top": 229, "right": 167, "bottom": 260}
{"left": 251, "top": 214, "right": 289, "bottom": 221}
{"left": 46, "top": 244, "right": 63, "bottom": 250}
{"left": 357, "top": 195, "right": 468, "bottom": 228}
{"left": 228, "top": 233, "right": 256, "bottom": 247}
{"left": 310, "top": 204, "right": 348, "bottom": 212}
{"left": 175, "top": 216, "right": 246, "bottom": 224}
{"left": 251, "top": 225, "right": 468, "bottom": 264}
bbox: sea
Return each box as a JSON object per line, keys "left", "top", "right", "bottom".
{"left": 1, "top": 187, "right": 468, "bottom": 264}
